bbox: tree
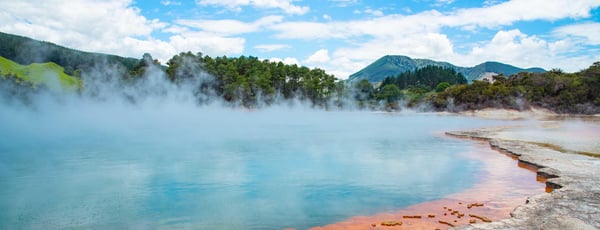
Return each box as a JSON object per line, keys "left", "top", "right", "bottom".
{"left": 378, "top": 84, "right": 402, "bottom": 102}
{"left": 351, "top": 79, "right": 374, "bottom": 101}
{"left": 435, "top": 82, "right": 451, "bottom": 92}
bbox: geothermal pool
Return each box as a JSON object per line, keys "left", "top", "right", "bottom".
{"left": 0, "top": 106, "right": 529, "bottom": 229}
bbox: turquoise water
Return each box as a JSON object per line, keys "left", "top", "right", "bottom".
{"left": 0, "top": 105, "right": 507, "bottom": 229}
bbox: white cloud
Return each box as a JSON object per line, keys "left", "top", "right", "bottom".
{"left": 305, "top": 49, "right": 331, "bottom": 64}
{"left": 323, "top": 14, "right": 332, "bottom": 21}
{"left": 176, "top": 16, "right": 283, "bottom": 36}
{"left": 0, "top": 0, "right": 160, "bottom": 56}
{"left": 254, "top": 44, "right": 290, "bottom": 52}
{"left": 457, "top": 29, "right": 596, "bottom": 72}
{"left": 160, "top": 0, "right": 181, "bottom": 6}
{"left": 433, "top": 0, "right": 455, "bottom": 6}
{"left": 463, "top": 30, "right": 549, "bottom": 66}
{"left": 271, "top": 0, "right": 600, "bottom": 40}
{"left": 271, "top": 11, "right": 445, "bottom": 40}
{"left": 353, "top": 8, "right": 384, "bottom": 17}
{"left": 268, "top": 57, "right": 299, "bottom": 65}
{"left": 0, "top": 0, "right": 245, "bottom": 64}
{"left": 168, "top": 32, "right": 245, "bottom": 57}
{"left": 121, "top": 37, "right": 176, "bottom": 63}
{"left": 553, "top": 22, "right": 600, "bottom": 45}
{"left": 443, "top": 0, "right": 600, "bottom": 29}
{"left": 195, "top": 0, "right": 309, "bottom": 15}
{"left": 364, "top": 8, "right": 384, "bottom": 17}
{"left": 483, "top": 0, "right": 504, "bottom": 6}
{"left": 194, "top": 0, "right": 248, "bottom": 12}
{"left": 268, "top": 0, "right": 600, "bottom": 78}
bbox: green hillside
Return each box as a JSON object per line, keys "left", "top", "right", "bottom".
{"left": 0, "top": 56, "right": 81, "bottom": 91}
{"left": 348, "top": 55, "right": 545, "bottom": 83}
{"left": 0, "top": 32, "right": 139, "bottom": 74}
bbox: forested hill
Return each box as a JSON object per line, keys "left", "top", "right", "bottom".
{"left": 0, "top": 32, "right": 340, "bottom": 108}
{"left": 348, "top": 55, "right": 545, "bottom": 83}
{"left": 0, "top": 32, "right": 139, "bottom": 75}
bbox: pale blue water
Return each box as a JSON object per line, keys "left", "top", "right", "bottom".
{"left": 0, "top": 106, "right": 507, "bottom": 229}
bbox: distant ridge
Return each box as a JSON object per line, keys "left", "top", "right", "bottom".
{"left": 348, "top": 55, "right": 546, "bottom": 82}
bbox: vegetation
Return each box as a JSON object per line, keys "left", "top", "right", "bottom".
{"left": 0, "top": 32, "right": 598, "bottom": 114}
{"left": 161, "top": 52, "right": 338, "bottom": 107}
{"left": 0, "top": 56, "right": 81, "bottom": 91}
{"left": 0, "top": 32, "right": 138, "bottom": 75}
{"left": 380, "top": 65, "right": 467, "bottom": 91}
{"left": 432, "top": 62, "right": 600, "bottom": 114}
{"left": 354, "top": 65, "right": 467, "bottom": 109}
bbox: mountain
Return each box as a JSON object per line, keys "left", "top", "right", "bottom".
{"left": 0, "top": 32, "right": 139, "bottom": 74}
{"left": 463, "top": 61, "right": 546, "bottom": 81}
{"left": 348, "top": 55, "right": 546, "bottom": 83}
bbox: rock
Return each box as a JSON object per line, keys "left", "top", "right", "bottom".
{"left": 467, "top": 202, "right": 484, "bottom": 209}
{"left": 447, "top": 127, "right": 600, "bottom": 230}
{"left": 540, "top": 216, "right": 596, "bottom": 230}
{"left": 439, "top": 220, "right": 455, "bottom": 227}
{"left": 469, "top": 214, "right": 492, "bottom": 222}
{"left": 380, "top": 221, "right": 402, "bottom": 226}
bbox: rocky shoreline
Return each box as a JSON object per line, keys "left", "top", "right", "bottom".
{"left": 446, "top": 127, "right": 600, "bottom": 230}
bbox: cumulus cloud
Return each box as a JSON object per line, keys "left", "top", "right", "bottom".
{"left": 268, "top": 57, "right": 299, "bottom": 65}
{"left": 0, "top": 0, "right": 247, "bottom": 63}
{"left": 0, "top": 0, "right": 161, "bottom": 55}
{"left": 456, "top": 29, "right": 597, "bottom": 72}
{"left": 464, "top": 30, "right": 549, "bottom": 65}
{"left": 305, "top": 49, "right": 331, "bottom": 64}
{"left": 195, "top": 0, "right": 309, "bottom": 15}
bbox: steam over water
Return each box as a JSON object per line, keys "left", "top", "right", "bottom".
{"left": 0, "top": 99, "right": 514, "bottom": 229}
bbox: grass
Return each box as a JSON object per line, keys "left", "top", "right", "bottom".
{"left": 0, "top": 56, "right": 81, "bottom": 91}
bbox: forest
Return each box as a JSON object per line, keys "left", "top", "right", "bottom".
{"left": 127, "top": 52, "right": 340, "bottom": 107}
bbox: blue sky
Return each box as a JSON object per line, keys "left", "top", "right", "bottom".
{"left": 1, "top": 0, "right": 600, "bottom": 78}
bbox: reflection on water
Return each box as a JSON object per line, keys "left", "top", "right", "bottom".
{"left": 0, "top": 107, "right": 514, "bottom": 229}
{"left": 315, "top": 141, "right": 546, "bottom": 230}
